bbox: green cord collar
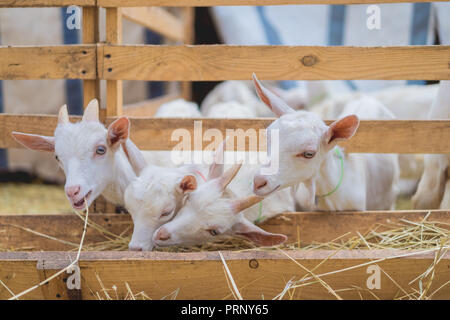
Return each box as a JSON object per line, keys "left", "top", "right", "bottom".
{"left": 315, "top": 148, "right": 344, "bottom": 198}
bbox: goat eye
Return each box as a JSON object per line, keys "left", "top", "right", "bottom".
{"left": 54, "top": 155, "right": 59, "bottom": 161}
{"left": 96, "top": 145, "right": 107, "bottom": 155}
{"left": 208, "top": 229, "right": 219, "bottom": 236}
{"left": 160, "top": 209, "right": 173, "bottom": 218}
{"left": 299, "top": 151, "right": 316, "bottom": 159}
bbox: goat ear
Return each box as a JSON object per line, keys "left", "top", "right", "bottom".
{"left": 178, "top": 175, "right": 197, "bottom": 194}
{"left": 327, "top": 114, "right": 359, "bottom": 144}
{"left": 208, "top": 137, "right": 228, "bottom": 180}
{"left": 82, "top": 99, "right": 99, "bottom": 122}
{"left": 107, "top": 117, "right": 129, "bottom": 149}
{"left": 218, "top": 162, "right": 242, "bottom": 191}
{"left": 122, "top": 139, "right": 147, "bottom": 176}
{"left": 230, "top": 195, "right": 263, "bottom": 214}
{"left": 11, "top": 132, "right": 55, "bottom": 152}
{"left": 252, "top": 73, "right": 294, "bottom": 117}
{"left": 232, "top": 218, "right": 287, "bottom": 246}
{"left": 58, "top": 104, "right": 69, "bottom": 125}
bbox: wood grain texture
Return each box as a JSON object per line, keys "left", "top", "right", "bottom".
{"left": 0, "top": 0, "right": 94, "bottom": 7}
{"left": 0, "top": 250, "right": 448, "bottom": 299}
{"left": 0, "top": 210, "right": 447, "bottom": 251}
{"left": 0, "top": 45, "right": 96, "bottom": 80}
{"left": 98, "top": 0, "right": 446, "bottom": 7}
{"left": 98, "top": 45, "right": 450, "bottom": 81}
{"left": 105, "top": 8, "right": 123, "bottom": 117}
{"left": 1, "top": 115, "right": 450, "bottom": 153}
{"left": 82, "top": 7, "right": 101, "bottom": 109}
{"left": 122, "top": 7, "right": 184, "bottom": 42}
{"left": 0, "top": 211, "right": 448, "bottom": 299}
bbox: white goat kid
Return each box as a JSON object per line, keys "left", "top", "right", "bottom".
{"left": 201, "top": 80, "right": 274, "bottom": 117}
{"left": 251, "top": 74, "right": 399, "bottom": 211}
{"left": 412, "top": 81, "right": 450, "bottom": 210}
{"left": 125, "top": 163, "right": 209, "bottom": 251}
{"left": 11, "top": 99, "right": 144, "bottom": 210}
{"left": 154, "top": 98, "right": 201, "bottom": 118}
{"left": 152, "top": 160, "right": 290, "bottom": 248}
{"left": 204, "top": 101, "right": 257, "bottom": 118}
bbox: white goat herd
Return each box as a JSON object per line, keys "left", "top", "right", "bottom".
{"left": 11, "top": 77, "right": 449, "bottom": 251}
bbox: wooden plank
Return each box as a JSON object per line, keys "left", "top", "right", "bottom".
{"left": 0, "top": 0, "right": 94, "bottom": 7}
{"left": 99, "top": 45, "right": 450, "bottom": 81}
{"left": 1, "top": 115, "right": 450, "bottom": 154}
{"left": 123, "top": 93, "right": 181, "bottom": 117}
{"left": 122, "top": 7, "right": 184, "bottom": 42}
{"left": 0, "top": 45, "right": 96, "bottom": 80}
{"left": 0, "top": 250, "right": 449, "bottom": 299}
{"left": 0, "top": 210, "right": 448, "bottom": 251}
{"left": 105, "top": 8, "right": 123, "bottom": 117}
{"left": 82, "top": 7, "right": 101, "bottom": 111}
{"left": 98, "top": 0, "right": 448, "bottom": 7}
{"left": 121, "top": 118, "right": 450, "bottom": 153}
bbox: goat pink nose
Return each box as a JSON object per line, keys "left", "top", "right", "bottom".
{"left": 65, "top": 185, "right": 81, "bottom": 198}
{"left": 129, "top": 245, "right": 142, "bottom": 251}
{"left": 155, "top": 228, "right": 171, "bottom": 241}
{"left": 254, "top": 176, "right": 268, "bottom": 191}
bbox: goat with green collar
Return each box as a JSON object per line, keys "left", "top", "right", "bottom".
{"left": 252, "top": 74, "right": 400, "bottom": 211}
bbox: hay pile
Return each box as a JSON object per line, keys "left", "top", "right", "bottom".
{"left": 76, "top": 211, "right": 449, "bottom": 253}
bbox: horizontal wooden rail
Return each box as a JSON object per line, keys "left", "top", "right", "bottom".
{"left": 98, "top": 0, "right": 448, "bottom": 7}
{"left": 0, "top": 45, "right": 448, "bottom": 81}
{"left": 122, "top": 7, "right": 185, "bottom": 42}
{"left": 0, "top": 45, "right": 96, "bottom": 80}
{"left": 0, "top": 250, "right": 448, "bottom": 299}
{"left": 99, "top": 45, "right": 450, "bottom": 81}
{"left": 0, "top": 0, "right": 95, "bottom": 7}
{"left": 2, "top": 0, "right": 446, "bottom": 8}
{"left": 1, "top": 115, "right": 450, "bottom": 153}
{"left": 0, "top": 210, "right": 448, "bottom": 251}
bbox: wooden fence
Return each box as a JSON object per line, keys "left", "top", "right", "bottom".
{"left": 0, "top": 0, "right": 449, "bottom": 300}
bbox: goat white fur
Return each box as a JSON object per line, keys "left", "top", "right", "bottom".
{"left": 152, "top": 159, "right": 294, "bottom": 248}
{"left": 412, "top": 81, "right": 450, "bottom": 210}
{"left": 204, "top": 101, "right": 257, "bottom": 118}
{"left": 201, "top": 80, "right": 274, "bottom": 117}
{"left": 11, "top": 100, "right": 143, "bottom": 209}
{"left": 125, "top": 163, "right": 209, "bottom": 251}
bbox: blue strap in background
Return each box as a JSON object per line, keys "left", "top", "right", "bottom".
{"left": 256, "top": 6, "right": 297, "bottom": 90}
{"left": 145, "top": 30, "right": 164, "bottom": 98}
{"left": 408, "top": 3, "right": 431, "bottom": 85}
{"left": 328, "top": 5, "right": 357, "bottom": 91}
{"left": 0, "top": 77, "right": 6, "bottom": 170}
{"left": 61, "top": 7, "right": 83, "bottom": 115}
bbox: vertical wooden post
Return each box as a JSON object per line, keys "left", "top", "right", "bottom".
{"left": 106, "top": 8, "right": 123, "bottom": 117}
{"left": 83, "top": 6, "right": 111, "bottom": 213}
{"left": 181, "top": 7, "right": 194, "bottom": 101}
{"left": 82, "top": 6, "right": 100, "bottom": 109}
